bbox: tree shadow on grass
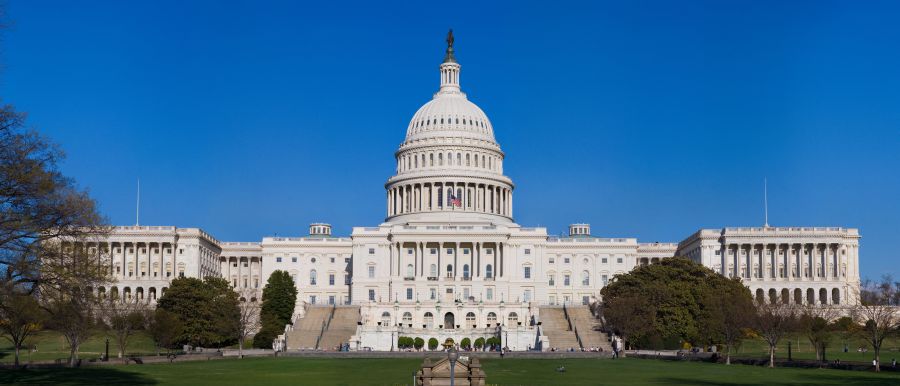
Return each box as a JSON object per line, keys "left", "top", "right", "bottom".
{"left": 658, "top": 374, "right": 899, "bottom": 386}
{"left": 0, "top": 367, "right": 156, "bottom": 385}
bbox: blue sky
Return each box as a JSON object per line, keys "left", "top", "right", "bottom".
{"left": 2, "top": 1, "right": 898, "bottom": 279}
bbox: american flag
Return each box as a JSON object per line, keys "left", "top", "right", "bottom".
{"left": 448, "top": 193, "right": 462, "bottom": 207}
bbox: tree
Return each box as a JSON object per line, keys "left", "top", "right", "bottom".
{"left": 698, "top": 278, "right": 754, "bottom": 365}
{"left": 235, "top": 289, "right": 260, "bottom": 358}
{"left": 414, "top": 337, "right": 425, "bottom": 351}
{"left": 460, "top": 337, "right": 471, "bottom": 349}
{"left": 798, "top": 304, "right": 840, "bottom": 364}
{"left": 752, "top": 301, "right": 796, "bottom": 368}
{"left": 853, "top": 276, "right": 900, "bottom": 372}
{"left": 99, "top": 296, "right": 148, "bottom": 362}
{"left": 428, "top": 337, "right": 439, "bottom": 351}
{"left": 156, "top": 277, "right": 240, "bottom": 347}
{"left": 0, "top": 103, "right": 107, "bottom": 291}
{"left": 601, "top": 257, "right": 749, "bottom": 350}
{"left": 148, "top": 308, "right": 183, "bottom": 355}
{"left": 474, "top": 337, "right": 485, "bottom": 350}
{"left": 0, "top": 287, "right": 45, "bottom": 367}
{"left": 253, "top": 271, "right": 297, "bottom": 349}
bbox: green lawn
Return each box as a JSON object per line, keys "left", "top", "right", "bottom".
{"left": 0, "top": 330, "right": 159, "bottom": 363}
{"left": 1, "top": 357, "right": 898, "bottom": 385}
{"left": 732, "top": 333, "right": 900, "bottom": 363}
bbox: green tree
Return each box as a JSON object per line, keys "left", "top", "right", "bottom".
{"left": 253, "top": 271, "right": 297, "bottom": 349}
{"left": 414, "top": 337, "right": 425, "bottom": 350}
{"left": 601, "top": 257, "right": 751, "bottom": 350}
{"left": 148, "top": 308, "right": 183, "bottom": 355}
{"left": 697, "top": 276, "right": 754, "bottom": 364}
{"left": 428, "top": 337, "right": 439, "bottom": 350}
{"left": 460, "top": 337, "right": 471, "bottom": 349}
{"left": 474, "top": 337, "right": 485, "bottom": 350}
{"left": 0, "top": 288, "right": 45, "bottom": 367}
{"left": 156, "top": 277, "right": 240, "bottom": 347}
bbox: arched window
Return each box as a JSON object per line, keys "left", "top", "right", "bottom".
{"left": 437, "top": 188, "right": 443, "bottom": 208}
{"left": 819, "top": 288, "right": 828, "bottom": 305}
{"left": 446, "top": 264, "right": 453, "bottom": 277}
{"left": 832, "top": 288, "right": 841, "bottom": 305}
{"left": 487, "top": 312, "right": 497, "bottom": 324}
{"left": 581, "top": 270, "right": 590, "bottom": 286}
{"left": 466, "top": 312, "right": 476, "bottom": 326}
{"left": 430, "top": 154, "right": 434, "bottom": 166}
{"left": 507, "top": 312, "right": 519, "bottom": 326}
{"left": 446, "top": 188, "right": 453, "bottom": 205}
{"left": 381, "top": 312, "right": 391, "bottom": 326}
{"left": 309, "top": 270, "right": 317, "bottom": 285}
{"left": 463, "top": 264, "right": 470, "bottom": 278}
{"left": 424, "top": 312, "right": 434, "bottom": 328}
{"left": 485, "top": 264, "right": 493, "bottom": 278}
{"left": 456, "top": 153, "right": 461, "bottom": 165}
{"left": 438, "top": 153, "right": 443, "bottom": 166}
{"left": 406, "top": 264, "right": 414, "bottom": 278}
{"left": 466, "top": 154, "right": 470, "bottom": 166}
{"left": 430, "top": 264, "right": 437, "bottom": 278}
{"left": 402, "top": 312, "right": 413, "bottom": 323}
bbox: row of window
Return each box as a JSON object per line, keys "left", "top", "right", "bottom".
{"left": 274, "top": 256, "right": 348, "bottom": 263}
{"left": 397, "top": 150, "right": 500, "bottom": 173}
{"left": 546, "top": 256, "right": 624, "bottom": 264}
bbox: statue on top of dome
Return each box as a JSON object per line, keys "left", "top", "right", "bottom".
{"left": 446, "top": 29, "right": 454, "bottom": 48}
{"left": 443, "top": 29, "right": 457, "bottom": 63}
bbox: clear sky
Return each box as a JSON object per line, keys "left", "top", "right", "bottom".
{"left": 2, "top": 1, "right": 898, "bottom": 279}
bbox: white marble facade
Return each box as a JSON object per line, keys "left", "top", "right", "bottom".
{"left": 84, "top": 36, "right": 861, "bottom": 350}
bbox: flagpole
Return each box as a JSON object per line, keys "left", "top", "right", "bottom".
{"left": 764, "top": 178, "right": 769, "bottom": 227}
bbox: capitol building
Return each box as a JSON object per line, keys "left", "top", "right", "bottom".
{"left": 88, "top": 33, "right": 861, "bottom": 352}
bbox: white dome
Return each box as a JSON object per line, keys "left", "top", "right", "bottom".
{"left": 404, "top": 93, "right": 495, "bottom": 143}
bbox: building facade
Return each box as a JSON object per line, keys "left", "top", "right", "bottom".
{"left": 87, "top": 35, "right": 861, "bottom": 350}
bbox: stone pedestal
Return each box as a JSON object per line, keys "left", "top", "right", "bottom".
{"left": 416, "top": 357, "right": 486, "bottom": 386}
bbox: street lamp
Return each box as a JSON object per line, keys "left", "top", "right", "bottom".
{"left": 448, "top": 346, "right": 459, "bottom": 386}
{"left": 105, "top": 338, "right": 109, "bottom": 362}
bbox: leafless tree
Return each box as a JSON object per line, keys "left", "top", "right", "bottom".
{"left": 753, "top": 301, "right": 796, "bottom": 368}
{"left": 798, "top": 302, "right": 841, "bottom": 363}
{"left": 853, "top": 276, "right": 900, "bottom": 372}
{"left": 99, "top": 294, "right": 149, "bottom": 362}
{"left": 236, "top": 289, "right": 260, "bottom": 358}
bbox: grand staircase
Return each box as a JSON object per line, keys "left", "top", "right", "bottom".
{"left": 285, "top": 305, "right": 332, "bottom": 350}
{"left": 539, "top": 307, "right": 580, "bottom": 350}
{"left": 539, "top": 305, "right": 612, "bottom": 352}
{"left": 318, "top": 306, "right": 360, "bottom": 350}
{"left": 285, "top": 305, "right": 360, "bottom": 350}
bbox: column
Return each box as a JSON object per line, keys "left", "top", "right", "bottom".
{"left": 438, "top": 242, "right": 443, "bottom": 278}
{"left": 476, "top": 242, "right": 481, "bottom": 277}
{"left": 499, "top": 243, "right": 504, "bottom": 277}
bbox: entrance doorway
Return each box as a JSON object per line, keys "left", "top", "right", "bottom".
{"left": 444, "top": 312, "right": 455, "bottom": 329}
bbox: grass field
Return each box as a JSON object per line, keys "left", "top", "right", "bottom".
{"left": 1, "top": 357, "right": 899, "bottom": 385}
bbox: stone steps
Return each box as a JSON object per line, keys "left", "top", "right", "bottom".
{"left": 539, "top": 307, "right": 580, "bottom": 351}
{"left": 317, "top": 306, "right": 360, "bottom": 351}
{"left": 286, "top": 306, "right": 332, "bottom": 350}
{"left": 568, "top": 306, "right": 612, "bottom": 351}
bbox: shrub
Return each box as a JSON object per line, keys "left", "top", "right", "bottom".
{"left": 428, "top": 338, "right": 439, "bottom": 350}
{"left": 460, "top": 337, "right": 471, "bottom": 349}
{"left": 474, "top": 337, "right": 485, "bottom": 349}
{"left": 414, "top": 337, "right": 425, "bottom": 350}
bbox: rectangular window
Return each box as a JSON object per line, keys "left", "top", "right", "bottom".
{"left": 276, "top": 257, "right": 282, "bottom": 263}
{"left": 564, "top": 275, "right": 571, "bottom": 286}
{"left": 309, "top": 295, "right": 316, "bottom": 304}
{"left": 524, "top": 290, "right": 532, "bottom": 302}
{"left": 329, "top": 274, "right": 335, "bottom": 286}
{"left": 549, "top": 257, "right": 555, "bottom": 264}
{"left": 430, "top": 288, "right": 436, "bottom": 300}
{"left": 602, "top": 275, "right": 609, "bottom": 286}
{"left": 548, "top": 275, "right": 555, "bottom": 286}
{"left": 233, "top": 263, "right": 238, "bottom": 267}
{"left": 601, "top": 257, "right": 608, "bottom": 264}
{"left": 486, "top": 288, "right": 493, "bottom": 300}
{"left": 328, "top": 296, "right": 335, "bottom": 305}
{"left": 291, "top": 257, "right": 297, "bottom": 263}
{"left": 243, "top": 262, "right": 248, "bottom": 267}
{"left": 463, "top": 288, "right": 470, "bottom": 300}
{"left": 330, "top": 257, "right": 335, "bottom": 263}
{"left": 408, "top": 249, "right": 414, "bottom": 254}
{"left": 368, "top": 248, "right": 375, "bottom": 254}
{"left": 430, "top": 248, "right": 437, "bottom": 254}
{"left": 463, "top": 248, "right": 470, "bottom": 254}
{"left": 524, "top": 266, "right": 531, "bottom": 279}
{"left": 368, "top": 266, "right": 375, "bottom": 278}
{"left": 582, "top": 296, "right": 590, "bottom": 305}
{"left": 486, "top": 249, "right": 493, "bottom": 254}
{"left": 368, "top": 289, "right": 375, "bottom": 301}
{"left": 564, "top": 257, "right": 570, "bottom": 264}
{"left": 406, "top": 288, "right": 413, "bottom": 300}
{"left": 524, "top": 248, "right": 531, "bottom": 255}
{"left": 345, "top": 258, "right": 350, "bottom": 263}
{"left": 446, "top": 248, "right": 453, "bottom": 254}
{"left": 616, "top": 257, "right": 623, "bottom": 264}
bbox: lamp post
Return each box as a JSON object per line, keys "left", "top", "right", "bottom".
{"left": 448, "top": 346, "right": 459, "bottom": 386}
{"left": 105, "top": 338, "right": 109, "bottom": 362}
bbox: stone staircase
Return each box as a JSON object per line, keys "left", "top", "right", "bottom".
{"left": 568, "top": 306, "right": 612, "bottom": 351}
{"left": 317, "top": 306, "right": 360, "bottom": 351}
{"left": 285, "top": 305, "right": 332, "bottom": 350}
{"left": 539, "top": 306, "right": 580, "bottom": 350}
